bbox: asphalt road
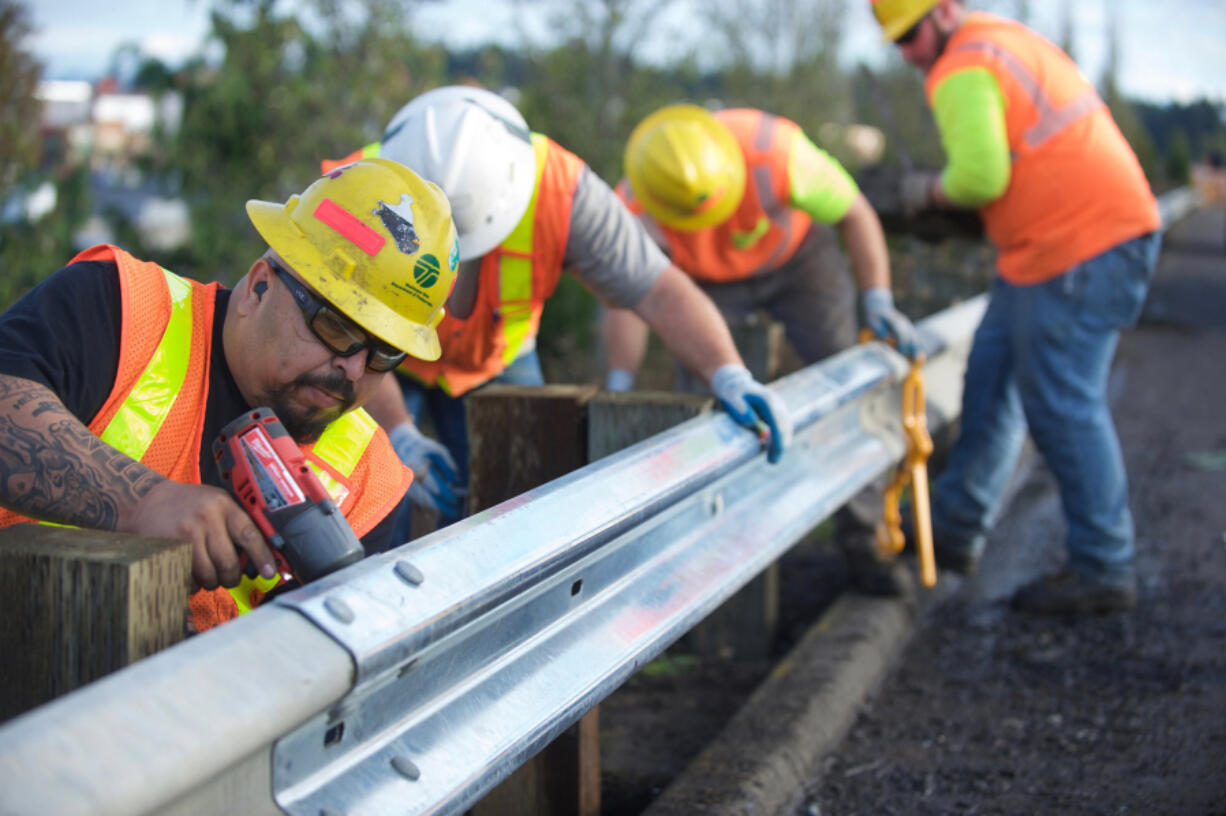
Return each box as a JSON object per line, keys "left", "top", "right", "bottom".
{"left": 601, "top": 206, "right": 1225, "bottom": 816}
{"left": 799, "top": 206, "right": 1226, "bottom": 816}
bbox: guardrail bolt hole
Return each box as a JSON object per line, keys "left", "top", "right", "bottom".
{"left": 324, "top": 722, "right": 345, "bottom": 748}
{"left": 571, "top": 579, "right": 583, "bottom": 596}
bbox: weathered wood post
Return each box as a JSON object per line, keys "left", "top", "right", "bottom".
{"left": 466, "top": 383, "right": 602, "bottom": 816}
{"left": 0, "top": 524, "right": 192, "bottom": 723}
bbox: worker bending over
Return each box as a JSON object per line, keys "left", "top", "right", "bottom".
{"left": 324, "top": 86, "right": 792, "bottom": 540}
{"left": 603, "top": 104, "right": 919, "bottom": 596}
{"left": 0, "top": 159, "right": 459, "bottom": 631}
{"left": 873, "top": 0, "right": 1161, "bottom": 614}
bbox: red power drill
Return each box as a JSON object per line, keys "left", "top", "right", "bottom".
{"left": 212, "top": 407, "right": 365, "bottom": 614}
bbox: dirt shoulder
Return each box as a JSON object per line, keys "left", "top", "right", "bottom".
{"left": 805, "top": 207, "right": 1226, "bottom": 816}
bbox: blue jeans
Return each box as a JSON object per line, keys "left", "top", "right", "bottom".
{"left": 932, "top": 232, "right": 1161, "bottom": 585}
{"left": 391, "top": 349, "right": 546, "bottom": 541}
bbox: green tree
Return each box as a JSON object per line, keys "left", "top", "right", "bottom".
{"left": 0, "top": 2, "right": 96, "bottom": 310}
{"left": 512, "top": 0, "right": 693, "bottom": 181}
{"left": 1099, "top": 3, "right": 1157, "bottom": 184}
{"left": 1165, "top": 127, "right": 1190, "bottom": 186}
{"left": 167, "top": 0, "right": 446, "bottom": 282}
{"left": 0, "top": 0, "right": 42, "bottom": 194}
{"left": 505, "top": 0, "right": 701, "bottom": 368}
{"left": 703, "top": 0, "right": 851, "bottom": 134}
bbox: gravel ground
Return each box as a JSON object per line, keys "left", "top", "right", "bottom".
{"left": 802, "top": 207, "right": 1226, "bottom": 816}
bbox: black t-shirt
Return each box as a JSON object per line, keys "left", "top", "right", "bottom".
{"left": 0, "top": 260, "right": 398, "bottom": 554}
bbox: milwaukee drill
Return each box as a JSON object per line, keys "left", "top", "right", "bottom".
{"left": 213, "top": 407, "right": 365, "bottom": 614}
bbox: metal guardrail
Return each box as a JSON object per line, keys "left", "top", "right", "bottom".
{"left": 1157, "top": 185, "right": 1202, "bottom": 228}
{"left": 0, "top": 187, "right": 1195, "bottom": 816}
{"left": 0, "top": 298, "right": 981, "bottom": 816}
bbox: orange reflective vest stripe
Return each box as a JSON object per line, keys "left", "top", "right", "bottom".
{"left": 927, "top": 13, "right": 1159, "bottom": 284}
{"left": 0, "top": 245, "right": 410, "bottom": 631}
{"left": 618, "top": 109, "right": 812, "bottom": 283}
{"left": 397, "top": 134, "right": 584, "bottom": 396}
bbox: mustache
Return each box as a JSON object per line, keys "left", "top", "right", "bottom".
{"left": 295, "top": 372, "right": 357, "bottom": 407}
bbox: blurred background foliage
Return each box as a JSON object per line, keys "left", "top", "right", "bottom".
{"left": 2, "top": 0, "right": 1224, "bottom": 377}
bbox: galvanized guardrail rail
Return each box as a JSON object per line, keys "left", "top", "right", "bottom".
{"left": 0, "top": 189, "right": 1198, "bottom": 816}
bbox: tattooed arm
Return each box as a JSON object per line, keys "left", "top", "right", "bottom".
{"left": 0, "top": 374, "right": 277, "bottom": 589}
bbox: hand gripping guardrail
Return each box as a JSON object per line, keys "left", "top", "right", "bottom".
{"left": 0, "top": 188, "right": 1193, "bottom": 816}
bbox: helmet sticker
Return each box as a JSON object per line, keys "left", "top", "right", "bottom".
{"left": 374, "top": 194, "right": 421, "bottom": 255}
{"left": 449, "top": 236, "right": 460, "bottom": 271}
{"left": 413, "top": 254, "right": 441, "bottom": 288}
{"left": 314, "top": 198, "right": 386, "bottom": 257}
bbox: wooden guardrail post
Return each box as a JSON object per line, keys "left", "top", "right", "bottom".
{"left": 467, "top": 383, "right": 601, "bottom": 816}
{"left": 0, "top": 524, "right": 192, "bottom": 723}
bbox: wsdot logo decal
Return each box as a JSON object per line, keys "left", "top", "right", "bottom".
{"left": 414, "top": 254, "right": 441, "bottom": 288}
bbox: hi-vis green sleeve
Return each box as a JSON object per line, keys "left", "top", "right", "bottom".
{"left": 788, "top": 132, "right": 860, "bottom": 225}
{"left": 932, "top": 67, "right": 1012, "bottom": 207}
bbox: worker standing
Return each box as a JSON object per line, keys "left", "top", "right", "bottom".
{"left": 325, "top": 86, "right": 793, "bottom": 542}
{"left": 602, "top": 104, "right": 919, "bottom": 596}
{"left": 871, "top": 0, "right": 1161, "bottom": 614}
{"left": 0, "top": 159, "right": 459, "bottom": 631}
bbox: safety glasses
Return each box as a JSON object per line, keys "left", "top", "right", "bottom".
{"left": 895, "top": 14, "right": 928, "bottom": 46}
{"left": 267, "top": 258, "right": 407, "bottom": 373}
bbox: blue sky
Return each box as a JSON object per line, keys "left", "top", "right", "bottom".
{"left": 25, "top": 0, "right": 1226, "bottom": 104}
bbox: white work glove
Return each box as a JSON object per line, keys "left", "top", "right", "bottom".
{"left": 862, "top": 287, "right": 920, "bottom": 360}
{"left": 605, "top": 368, "right": 635, "bottom": 392}
{"left": 709, "top": 364, "right": 794, "bottom": 464}
{"left": 388, "top": 422, "right": 466, "bottom": 521}
{"left": 900, "top": 170, "right": 939, "bottom": 217}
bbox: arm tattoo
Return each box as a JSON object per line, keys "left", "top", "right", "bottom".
{"left": 0, "top": 378, "right": 163, "bottom": 529}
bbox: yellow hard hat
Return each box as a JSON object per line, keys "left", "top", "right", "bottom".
{"left": 871, "top": 0, "right": 940, "bottom": 42}
{"left": 246, "top": 158, "right": 460, "bottom": 362}
{"left": 624, "top": 105, "right": 746, "bottom": 232}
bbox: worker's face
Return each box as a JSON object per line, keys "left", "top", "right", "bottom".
{"left": 896, "top": 15, "right": 939, "bottom": 72}
{"left": 239, "top": 257, "right": 392, "bottom": 443}
{"left": 896, "top": 3, "right": 956, "bottom": 74}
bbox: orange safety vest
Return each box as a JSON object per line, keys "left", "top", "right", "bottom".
{"left": 928, "top": 12, "right": 1159, "bottom": 285}
{"left": 618, "top": 108, "right": 812, "bottom": 283}
{"left": 0, "top": 244, "right": 410, "bottom": 631}
{"left": 397, "top": 133, "right": 585, "bottom": 396}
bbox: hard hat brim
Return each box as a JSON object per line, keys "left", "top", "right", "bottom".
{"left": 626, "top": 105, "right": 746, "bottom": 233}
{"left": 246, "top": 199, "right": 443, "bottom": 362}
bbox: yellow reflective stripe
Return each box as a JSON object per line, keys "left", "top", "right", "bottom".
{"left": 308, "top": 408, "right": 376, "bottom": 507}
{"left": 308, "top": 462, "right": 351, "bottom": 508}
{"left": 312, "top": 407, "right": 377, "bottom": 479}
{"left": 731, "top": 217, "right": 771, "bottom": 249}
{"left": 98, "top": 268, "right": 193, "bottom": 461}
{"left": 361, "top": 142, "right": 381, "bottom": 159}
{"left": 498, "top": 134, "right": 548, "bottom": 366}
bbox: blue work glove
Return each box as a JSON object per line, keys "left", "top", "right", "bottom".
{"left": 388, "top": 422, "right": 466, "bottom": 521}
{"left": 862, "top": 287, "right": 920, "bottom": 359}
{"left": 709, "top": 364, "right": 794, "bottom": 464}
{"left": 604, "top": 368, "right": 635, "bottom": 392}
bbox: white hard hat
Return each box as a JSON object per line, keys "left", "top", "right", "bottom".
{"left": 380, "top": 86, "right": 536, "bottom": 262}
